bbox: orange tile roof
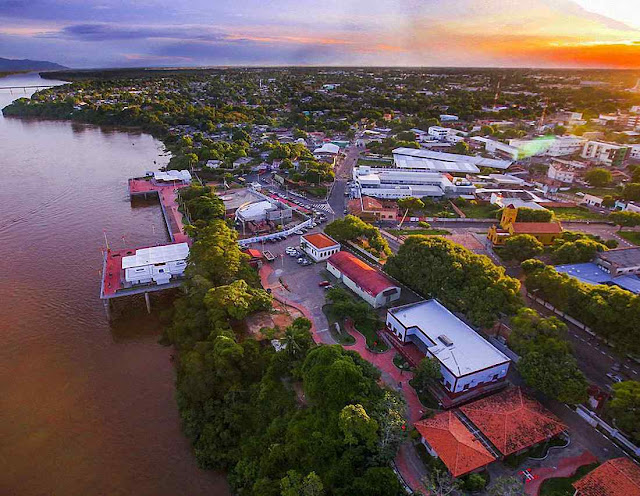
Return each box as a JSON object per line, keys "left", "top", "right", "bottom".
{"left": 574, "top": 458, "right": 640, "bottom": 496}
{"left": 415, "top": 411, "right": 496, "bottom": 477}
{"left": 459, "top": 387, "right": 566, "bottom": 456}
{"left": 302, "top": 232, "right": 339, "bottom": 249}
{"left": 511, "top": 222, "right": 563, "bottom": 234}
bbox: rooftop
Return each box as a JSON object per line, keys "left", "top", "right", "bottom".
{"left": 122, "top": 243, "right": 189, "bottom": 269}
{"left": 392, "top": 147, "right": 512, "bottom": 170}
{"left": 573, "top": 458, "right": 640, "bottom": 496}
{"left": 415, "top": 411, "right": 496, "bottom": 477}
{"left": 302, "top": 232, "right": 340, "bottom": 250}
{"left": 328, "top": 251, "right": 398, "bottom": 296}
{"left": 555, "top": 263, "right": 640, "bottom": 294}
{"left": 388, "top": 300, "right": 509, "bottom": 377}
{"left": 459, "top": 387, "right": 566, "bottom": 456}
{"left": 598, "top": 247, "right": 640, "bottom": 268}
{"left": 511, "top": 222, "right": 563, "bottom": 234}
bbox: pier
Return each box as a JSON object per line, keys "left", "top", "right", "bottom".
{"left": 100, "top": 174, "right": 192, "bottom": 319}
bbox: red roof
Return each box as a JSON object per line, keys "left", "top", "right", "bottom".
{"left": 244, "top": 248, "right": 262, "bottom": 259}
{"left": 574, "top": 458, "right": 640, "bottom": 496}
{"left": 415, "top": 411, "right": 496, "bottom": 477}
{"left": 459, "top": 387, "right": 566, "bottom": 456}
{"left": 302, "top": 232, "right": 339, "bottom": 249}
{"left": 328, "top": 251, "right": 397, "bottom": 296}
{"left": 512, "top": 222, "right": 563, "bottom": 234}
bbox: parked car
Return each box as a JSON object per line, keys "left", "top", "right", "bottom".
{"left": 318, "top": 280, "right": 331, "bottom": 287}
{"left": 606, "top": 373, "right": 624, "bottom": 383}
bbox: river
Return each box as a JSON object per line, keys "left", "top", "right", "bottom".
{"left": 0, "top": 73, "right": 229, "bottom": 496}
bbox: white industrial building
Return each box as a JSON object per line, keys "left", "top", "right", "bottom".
{"left": 327, "top": 251, "right": 401, "bottom": 308}
{"left": 352, "top": 165, "right": 475, "bottom": 199}
{"left": 547, "top": 161, "right": 578, "bottom": 184}
{"left": 471, "top": 137, "right": 521, "bottom": 160}
{"left": 122, "top": 243, "right": 189, "bottom": 286}
{"left": 386, "top": 300, "right": 511, "bottom": 395}
{"left": 235, "top": 198, "right": 293, "bottom": 225}
{"left": 508, "top": 136, "right": 586, "bottom": 158}
{"left": 392, "top": 147, "right": 512, "bottom": 170}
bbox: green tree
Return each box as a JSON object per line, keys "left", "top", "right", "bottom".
{"left": 421, "top": 468, "right": 461, "bottom": 496}
{"left": 280, "top": 471, "right": 324, "bottom": 496}
{"left": 609, "top": 211, "right": 640, "bottom": 231}
{"left": 412, "top": 357, "right": 442, "bottom": 392}
{"left": 452, "top": 141, "right": 470, "bottom": 155}
{"left": 508, "top": 308, "right": 567, "bottom": 356}
{"left": 602, "top": 195, "right": 615, "bottom": 208}
{"left": 517, "top": 338, "right": 588, "bottom": 404}
{"left": 397, "top": 196, "right": 425, "bottom": 213}
{"left": 385, "top": 237, "right": 521, "bottom": 327}
{"left": 339, "top": 404, "right": 379, "bottom": 447}
{"left": 623, "top": 183, "right": 640, "bottom": 201}
{"left": 487, "top": 476, "right": 525, "bottom": 496}
{"left": 346, "top": 467, "right": 405, "bottom": 496}
{"left": 551, "top": 238, "right": 607, "bottom": 264}
{"left": 585, "top": 168, "right": 612, "bottom": 187}
{"left": 516, "top": 207, "right": 554, "bottom": 223}
{"left": 609, "top": 380, "right": 640, "bottom": 442}
{"left": 501, "top": 234, "right": 544, "bottom": 262}
{"left": 204, "top": 279, "right": 271, "bottom": 325}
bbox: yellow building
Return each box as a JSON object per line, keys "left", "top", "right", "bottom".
{"left": 488, "top": 205, "right": 562, "bottom": 246}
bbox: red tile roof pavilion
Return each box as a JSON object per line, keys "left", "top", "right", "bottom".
{"left": 459, "top": 387, "right": 566, "bottom": 456}
{"left": 574, "top": 458, "right": 640, "bottom": 496}
{"left": 415, "top": 411, "right": 496, "bottom": 477}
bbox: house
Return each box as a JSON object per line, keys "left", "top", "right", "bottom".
{"left": 581, "top": 194, "right": 603, "bottom": 208}
{"left": 440, "top": 114, "right": 459, "bottom": 122}
{"left": 614, "top": 200, "right": 640, "bottom": 213}
{"left": 205, "top": 159, "right": 222, "bottom": 169}
{"left": 300, "top": 232, "right": 340, "bottom": 262}
{"left": 347, "top": 196, "right": 398, "bottom": 222}
{"left": 327, "top": 251, "right": 401, "bottom": 308}
{"left": 385, "top": 300, "right": 511, "bottom": 396}
{"left": 487, "top": 204, "right": 563, "bottom": 245}
{"left": 233, "top": 157, "right": 253, "bottom": 169}
{"left": 573, "top": 457, "right": 640, "bottom": 496}
{"left": 313, "top": 143, "right": 341, "bottom": 164}
{"left": 459, "top": 387, "right": 566, "bottom": 457}
{"left": 414, "top": 411, "right": 496, "bottom": 477}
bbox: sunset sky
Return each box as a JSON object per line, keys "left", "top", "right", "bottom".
{"left": 1, "top": 0, "right": 639, "bottom": 68}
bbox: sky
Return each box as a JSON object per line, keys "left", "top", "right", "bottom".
{"left": 1, "top": 0, "right": 640, "bottom": 69}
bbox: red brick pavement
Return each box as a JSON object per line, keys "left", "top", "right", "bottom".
{"left": 524, "top": 450, "right": 598, "bottom": 496}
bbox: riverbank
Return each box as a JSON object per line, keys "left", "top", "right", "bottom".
{"left": 0, "top": 72, "right": 230, "bottom": 496}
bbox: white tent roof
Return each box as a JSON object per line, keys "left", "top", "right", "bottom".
{"left": 392, "top": 147, "right": 512, "bottom": 170}
{"left": 314, "top": 143, "right": 340, "bottom": 155}
{"left": 153, "top": 170, "right": 192, "bottom": 182}
{"left": 122, "top": 243, "right": 189, "bottom": 269}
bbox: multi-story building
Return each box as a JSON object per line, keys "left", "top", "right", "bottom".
{"left": 581, "top": 141, "right": 630, "bottom": 166}
{"left": 547, "top": 160, "right": 577, "bottom": 184}
{"left": 352, "top": 165, "right": 475, "bottom": 199}
{"left": 508, "top": 136, "right": 585, "bottom": 158}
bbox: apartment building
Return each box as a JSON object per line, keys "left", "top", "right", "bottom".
{"left": 581, "top": 141, "right": 630, "bottom": 166}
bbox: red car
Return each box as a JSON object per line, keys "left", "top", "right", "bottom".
{"left": 318, "top": 280, "right": 331, "bottom": 287}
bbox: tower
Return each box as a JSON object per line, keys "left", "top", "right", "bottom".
{"left": 500, "top": 204, "right": 518, "bottom": 228}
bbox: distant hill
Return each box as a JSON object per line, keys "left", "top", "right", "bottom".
{"left": 0, "top": 57, "right": 68, "bottom": 72}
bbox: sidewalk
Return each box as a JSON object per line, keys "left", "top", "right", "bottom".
{"left": 524, "top": 450, "right": 597, "bottom": 496}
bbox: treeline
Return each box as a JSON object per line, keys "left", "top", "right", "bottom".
{"left": 168, "top": 187, "right": 408, "bottom": 495}
{"left": 385, "top": 237, "right": 521, "bottom": 328}
{"left": 522, "top": 260, "right": 640, "bottom": 354}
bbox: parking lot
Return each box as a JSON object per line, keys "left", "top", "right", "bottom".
{"left": 257, "top": 228, "right": 338, "bottom": 344}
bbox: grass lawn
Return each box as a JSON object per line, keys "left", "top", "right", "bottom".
{"left": 567, "top": 187, "right": 621, "bottom": 198}
{"left": 322, "top": 304, "right": 356, "bottom": 345}
{"left": 549, "top": 207, "right": 608, "bottom": 221}
{"left": 354, "top": 317, "right": 388, "bottom": 352}
{"left": 619, "top": 231, "right": 640, "bottom": 245}
{"left": 388, "top": 228, "right": 451, "bottom": 236}
{"left": 411, "top": 201, "right": 457, "bottom": 218}
{"left": 459, "top": 203, "right": 501, "bottom": 219}
{"left": 539, "top": 463, "right": 599, "bottom": 496}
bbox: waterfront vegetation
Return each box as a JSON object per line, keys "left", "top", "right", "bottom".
{"left": 164, "top": 186, "right": 406, "bottom": 495}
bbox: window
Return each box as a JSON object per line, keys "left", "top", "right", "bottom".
{"left": 463, "top": 383, "right": 470, "bottom": 391}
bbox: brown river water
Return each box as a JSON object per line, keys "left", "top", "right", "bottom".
{"left": 0, "top": 73, "right": 230, "bottom": 496}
